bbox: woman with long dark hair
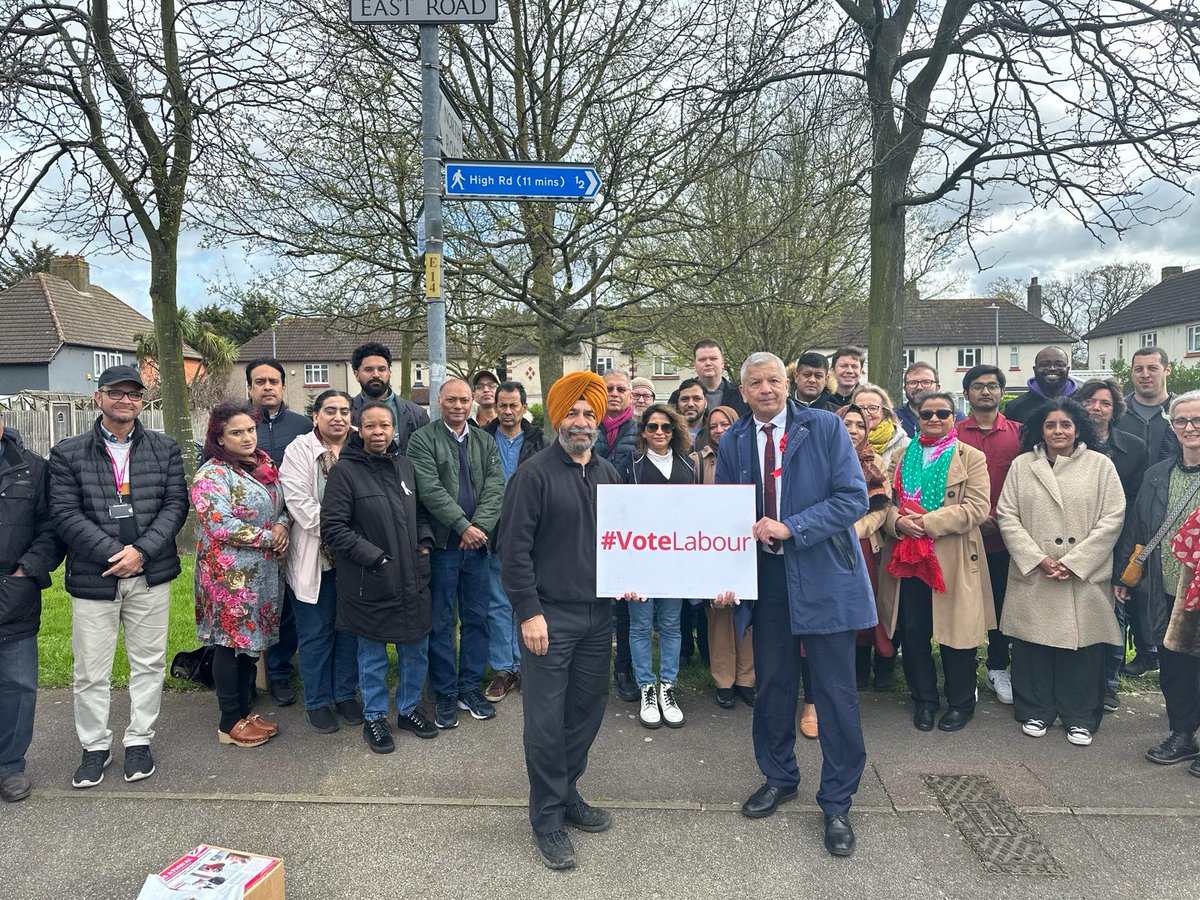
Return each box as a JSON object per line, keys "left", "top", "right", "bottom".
{"left": 192, "top": 401, "right": 289, "bottom": 748}
{"left": 998, "top": 399, "right": 1124, "bottom": 746}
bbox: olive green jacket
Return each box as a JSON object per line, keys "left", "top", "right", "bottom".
{"left": 406, "top": 420, "right": 505, "bottom": 550}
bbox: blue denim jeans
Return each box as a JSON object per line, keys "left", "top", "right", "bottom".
{"left": 357, "top": 635, "right": 429, "bottom": 720}
{"left": 0, "top": 635, "right": 37, "bottom": 776}
{"left": 429, "top": 547, "right": 491, "bottom": 697}
{"left": 487, "top": 554, "right": 521, "bottom": 674}
{"left": 1105, "top": 598, "right": 1128, "bottom": 691}
{"left": 291, "top": 574, "right": 359, "bottom": 711}
{"left": 266, "top": 583, "right": 298, "bottom": 682}
{"left": 628, "top": 597, "right": 683, "bottom": 686}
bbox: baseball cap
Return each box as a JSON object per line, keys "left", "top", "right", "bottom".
{"left": 98, "top": 364, "right": 146, "bottom": 389}
{"left": 471, "top": 370, "right": 500, "bottom": 387}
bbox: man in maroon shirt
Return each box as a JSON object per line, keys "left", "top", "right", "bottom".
{"left": 956, "top": 365, "right": 1023, "bottom": 705}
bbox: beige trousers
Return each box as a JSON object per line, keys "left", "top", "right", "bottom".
{"left": 706, "top": 606, "right": 755, "bottom": 689}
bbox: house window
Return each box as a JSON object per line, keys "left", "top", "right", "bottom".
{"left": 1140, "top": 331, "right": 1158, "bottom": 348}
{"left": 93, "top": 351, "right": 123, "bottom": 374}
{"left": 1116, "top": 337, "right": 1125, "bottom": 361}
{"left": 1099, "top": 354, "right": 1107, "bottom": 367}
{"left": 414, "top": 364, "right": 424, "bottom": 385}
{"left": 595, "top": 356, "right": 614, "bottom": 375}
{"left": 652, "top": 356, "right": 676, "bottom": 377}
{"left": 957, "top": 347, "right": 983, "bottom": 368}
{"left": 304, "top": 364, "right": 329, "bottom": 386}
{"left": 902, "top": 349, "right": 915, "bottom": 367}
{"left": 1009, "top": 346, "right": 1019, "bottom": 368}
{"left": 1188, "top": 324, "right": 1200, "bottom": 353}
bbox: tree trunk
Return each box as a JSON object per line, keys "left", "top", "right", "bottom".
{"left": 400, "top": 329, "right": 415, "bottom": 399}
{"left": 537, "top": 319, "right": 565, "bottom": 442}
{"left": 867, "top": 158, "right": 908, "bottom": 404}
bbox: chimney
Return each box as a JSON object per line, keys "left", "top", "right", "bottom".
{"left": 1026, "top": 277, "right": 1042, "bottom": 319}
{"left": 1162, "top": 265, "right": 1184, "bottom": 283}
{"left": 49, "top": 255, "right": 90, "bottom": 293}
{"left": 904, "top": 282, "right": 920, "bottom": 303}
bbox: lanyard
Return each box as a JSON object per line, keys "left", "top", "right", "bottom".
{"left": 106, "top": 446, "right": 130, "bottom": 499}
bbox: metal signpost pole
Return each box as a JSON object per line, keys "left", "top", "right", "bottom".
{"left": 420, "top": 24, "right": 446, "bottom": 401}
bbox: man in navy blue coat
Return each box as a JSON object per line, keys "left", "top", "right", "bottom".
{"left": 715, "top": 351, "right": 876, "bottom": 857}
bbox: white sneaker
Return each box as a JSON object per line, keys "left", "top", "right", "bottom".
{"left": 987, "top": 669, "right": 1014, "bottom": 705}
{"left": 658, "top": 682, "right": 685, "bottom": 728}
{"left": 638, "top": 683, "right": 661, "bottom": 729}
{"left": 1022, "top": 719, "right": 1047, "bottom": 738}
{"left": 1066, "top": 727, "right": 1093, "bottom": 746}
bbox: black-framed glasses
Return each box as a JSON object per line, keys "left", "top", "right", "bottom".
{"left": 1171, "top": 416, "right": 1200, "bottom": 431}
{"left": 969, "top": 382, "right": 1003, "bottom": 393}
{"left": 101, "top": 389, "right": 144, "bottom": 401}
{"left": 643, "top": 422, "right": 674, "bottom": 433}
{"left": 919, "top": 409, "right": 953, "bottom": 421}
{"left": 631, "top": 391, "right": 655, "bottom": 401}
{"left": 905, "top": 379, "right": 935, "bottom": 389}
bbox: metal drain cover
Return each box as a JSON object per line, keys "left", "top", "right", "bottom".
{"left": 923, "top": 774, "right": 1064, "bottom": 876}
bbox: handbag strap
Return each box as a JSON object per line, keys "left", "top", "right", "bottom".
{"left": 1139, "top": 476, "right": 1200, "bottom": 563}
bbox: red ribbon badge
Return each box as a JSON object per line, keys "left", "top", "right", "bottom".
{"left": 771, "top": 431, "right": 787, "bottom": 480}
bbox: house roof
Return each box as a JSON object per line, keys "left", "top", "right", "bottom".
{"left": 813, "top": 297, "right": 1075, "bottom": 348}
{"left": 1083, "top": 268, "right": 1200, "bottom": 339}
{"left": 0, "top": 273, "right": 200, "bottom": 363}
{"left": 235, "top": 317, "right": 466, "bottom": 362}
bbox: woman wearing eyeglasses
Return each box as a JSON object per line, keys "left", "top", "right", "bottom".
{"left": 621, "top": 403, "right": 696, "bottom": 729}
{"left": 850, "top": 385, "right": 911, "bottom": 475}
{"left": 997, "top": 399, "right": 1125, "bottom": 747}
{"left": 878, "top": 392, "right": 994, "bottom": 733}
{"left": 1115, "top": 390, "right": 1200, "bottom": 771}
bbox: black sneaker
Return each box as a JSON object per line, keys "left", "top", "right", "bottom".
{"left": 363, "top": 718, "right": 395, "bottom": 754}
{"left": 535, "top": 829, "right": 576, "bottom": 870}
{"left": 1103, "top": 687, "right": 1120, "bottom": 713}
{"left": 306, "top": 705, "right": 340, "bottom": 734}
{"left": 123, "top": 745, "right": 155, "bottom": 783}
{"left": 457, "top": 688, "right": 497, "bottom": 721}
{"left": 397, "top": 708, "right": 438, "bottom": 739}
{"left": 1121, "top": 652, "right": 1159, "bottom": 678}
{"left": 72, "top": 750, "right": 112, "bottom": 789}
{"left": 269, "top": 678, "right": 296, "bottom": 707}
{"left": 335, "top": 697, "right": 365, "bottom": 726}
{"left": 564, "top": 800, "right": 612, "bottom": 833}
{"left": 435, "top": 694, "right": 459, "bottom": 729}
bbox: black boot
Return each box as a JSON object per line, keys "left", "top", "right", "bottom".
{"left": 855, "top": 645, "right": 871, "bottom": 690}
{"left": 873, "top": 653, "right": 896, "bottom": 691}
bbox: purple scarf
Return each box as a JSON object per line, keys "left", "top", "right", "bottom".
{"left": 602, "top": 406, "right": 634, "bottom": 449}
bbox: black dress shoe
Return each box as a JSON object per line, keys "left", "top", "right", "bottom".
{"left": 938, "top": 709, "right": 973, "bottom": 732}
{"left": 913, "top": 707, "right": 936, "bottom": 732}
{"left": 823, "top": 814, "right": 856, "bottom": 857}
{"left": 741, "top": 783, "right": 798, "bottom": 819}
{"left": 715, "top": 687, "right": 736, "bottom": 709}
{"left": 614, "top": 671, "right": 639, "bottom": 703}
{"left": 1121, "top": 652, "right": 1159, "bottom": 678}
{"left": 1145, "top": 731, "right": 1200, "bottom": 765}
{"left": 269, "top": 678, "right": 296, "bottom": 707}
{"left": 736, "top": 685, "right": 756, "bottom": 707}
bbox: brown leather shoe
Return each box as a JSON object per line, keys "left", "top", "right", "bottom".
{"left": 799, "top": 703, "right": 819, "bottom": 740}
{"left": 484, "top": 671, "right": 518, "bottom": 703}
{"left": 218, "top": 718, "right": 271, "bottom": 748}
{"left": 245, "top": 713, "right": 279, "bottom": 737}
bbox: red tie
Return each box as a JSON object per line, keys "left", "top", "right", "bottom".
{"left": 762, "top": 423, "right": 780, "bottom": 551}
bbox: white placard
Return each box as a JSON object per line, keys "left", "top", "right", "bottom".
{"left": 596, "top": 484, "right": 758, "bottom": 600}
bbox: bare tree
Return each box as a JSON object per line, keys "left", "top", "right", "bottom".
{"left": 721, "top": 1, "right": 1200, "bottom": 398}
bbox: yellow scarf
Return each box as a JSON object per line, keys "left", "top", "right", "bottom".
{"left": 868, "top": 418, "right": 896, "bottom": 456}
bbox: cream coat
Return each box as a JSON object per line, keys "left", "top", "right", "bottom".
{"left": 996, "top": 445, "right": 1125, "bottom": 649}
{"left": 877, "top": 441, "right": 996, "bottom": 649}
{"left": 279, "top": 429, "right": 338, "bottom": 604}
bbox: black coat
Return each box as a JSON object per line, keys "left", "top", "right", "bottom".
{"left": 594, "top": 417, "right": 638, "bottom": 481}
{"left": 320, "top": 434, "right": 434, "bottom": 644}
{"left": 49, "top": 419, "right": 189, "bottom": 600}
{"left": 0, "top": 434, "right": 65, "bottom": 642}
{"left": 668, "top": 378, "right": 750, "bottom": 417}
{"left": 483, "top": 418, "right": 545, "bottom": 554}
{"left": 256, "top": 404, "right": 314, "bottom": 467}
{"left": 1113, "top": 399, "right": 1179, "bottom": 464}
{"left": 629, "top": 451, "right": 697, "bottom": 485}
{"left": 1100, "top": 427, "right": 1149, "bottom": 505}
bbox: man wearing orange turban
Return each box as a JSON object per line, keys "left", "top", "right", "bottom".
{"left": 497, "top": 368, "right": 622, "bottom": 870}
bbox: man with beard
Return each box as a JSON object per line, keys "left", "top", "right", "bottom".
{"left": 1003, "top": 346, "right": 1078, "bottom": 424}
{"left": 793, "top": 352, "right": 834, "bottom": 408}
{"left": 897, "top": 363, "right": 964, "bottom": 437}
{"left": 498, "top": 371, "right": 620, "bottom": 870}
{"left": 675, "top": 378, "right": 709, "bottom": 446}
{"left": 470, "top": 370, "right": 500, "bottom": 428}
{"left": 1114, "top": 346, "right": 1179, "bottom": 464}
{"left": 349, "top": 343, "right": 429, "bottom": 455}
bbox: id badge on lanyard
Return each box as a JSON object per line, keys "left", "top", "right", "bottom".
{"left": 106, "top": 448, "right": 134, "bottom": 520}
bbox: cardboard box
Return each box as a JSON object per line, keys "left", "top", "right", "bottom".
{"left": 157, "top": 845, "right": 284, "bottom": 899}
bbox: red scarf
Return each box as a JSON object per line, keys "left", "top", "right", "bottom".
{"left": 602, "top": 406, "right": 634, "bottom": 449}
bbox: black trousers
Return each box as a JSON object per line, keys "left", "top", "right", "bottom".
{"left": 751, "top": 553, "right": 865, "bottom": 816}
{"left": 678, "top": 601, "right": 709, "bottom": 666}
{"left": 985, "top": 550, "right": 1011, "bottom": 671}
{"left": 612, "top": 599, "right": 632, "bottom": 678}
{"left": 898, "top": 578, "right": 978, "bottom": 714}
{"left": 1159, "top": 646, "right": 1200, "bottom": 734}
{"left": 212, "top": 647, "right": 259, "bottom": 733}
{"left": 1010, "top": 639, "right": 1105, "bottom": 731}
{"left": 522, "top": 601, "right": 612, "bottom": 835}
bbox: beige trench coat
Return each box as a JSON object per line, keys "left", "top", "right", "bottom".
{"left": 878, "top": 441, "right": 996, "bottom": 650}
{"left": 996, "top": 445, "right": 1125, "bottom": 649}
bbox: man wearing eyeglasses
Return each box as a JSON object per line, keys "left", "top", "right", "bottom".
{"left": 48, "top": 366, "right": 188, "bottom": 790}
{"left": 956, "top": 365, "right": 1024, "bottom": 706}
{"left": 896, "top": 363, "right": 964, "bottom": 437}
{"left": 1003, "top": 346, "right": 1078, "bottom": 424}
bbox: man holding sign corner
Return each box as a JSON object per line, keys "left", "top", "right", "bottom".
{"left": 714, "top": 352, "right": 877, "bottom": 858}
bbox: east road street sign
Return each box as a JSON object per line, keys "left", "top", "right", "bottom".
{"left": 349, "top": 0, "right": 499, "bottom": 25}
{"left": 444, "top": 160, "right": 601, "bottom": 202}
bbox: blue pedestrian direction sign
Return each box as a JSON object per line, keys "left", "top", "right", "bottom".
{"left": 444, "top": 160, "right": 601, "bottom": 202}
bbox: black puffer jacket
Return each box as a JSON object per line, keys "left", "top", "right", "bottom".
{"left": 0, "top": 434, "right": 65, "bottom": 641}
{"left": 320, "top": 434, "right": 434, "bottom": 644}
{"left": 48, "top": 419, "right": 189, "bottom": 600}
{"left": 594, "top": 417, "right": 637, "bottom": 481}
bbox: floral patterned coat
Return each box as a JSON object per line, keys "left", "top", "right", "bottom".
{"left": 192, "top": 453, "right": 289, "bottom": 652}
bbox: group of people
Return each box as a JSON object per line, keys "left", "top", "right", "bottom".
{"left": 1, "top": 336, "right": 1198, "bottom": 874}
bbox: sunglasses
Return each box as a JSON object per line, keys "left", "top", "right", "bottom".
{"left": 643, "top": 422, "right": 674, "bottom": 433}
{"left": 919, "top": 409, "right": 954, "bottom": 421}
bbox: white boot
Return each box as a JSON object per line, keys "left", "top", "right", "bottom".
{"left": 638, "top": 683, "right": 661, "bottom": 729}
{"left": 658, "top": 682, "right": 685, "bottom": 728}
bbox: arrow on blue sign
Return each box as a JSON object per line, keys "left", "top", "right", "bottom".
{"left": 444, "top": 160, "right": 601, "bottom": 201}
